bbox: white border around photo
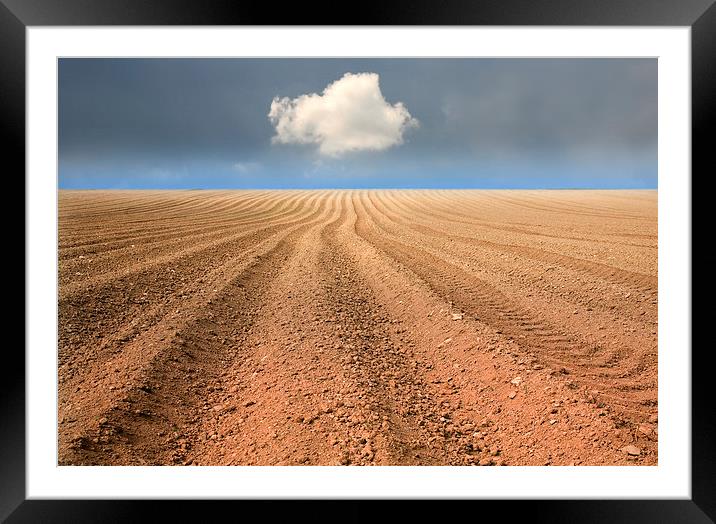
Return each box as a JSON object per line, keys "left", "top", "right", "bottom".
{"left": 26, "top": 26, "right": 690, "bottom": 499}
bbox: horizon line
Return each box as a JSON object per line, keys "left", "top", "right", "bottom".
{"left": 57, "top": 187, "right": 658, "bottom": 191}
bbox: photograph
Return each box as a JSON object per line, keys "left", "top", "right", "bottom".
{"left": 57, "top": 57, "right": 658, "bottom": 467}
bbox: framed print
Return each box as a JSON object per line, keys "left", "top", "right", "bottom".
{"left": 7, "top": 0, "right": 716, "bottom": 521}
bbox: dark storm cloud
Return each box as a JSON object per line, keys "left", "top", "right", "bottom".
{"left": 59, "top": 59, "right": 274, "bottom": 162}
{"left": 432, "top": 59, "right": 656, "bottom": 157}
{"left": 58, "top": 58, "right": 656, "bottom": 188}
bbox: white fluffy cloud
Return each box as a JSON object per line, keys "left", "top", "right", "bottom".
{"left": 268, "top": 72, "right": 418, "bottom": 157}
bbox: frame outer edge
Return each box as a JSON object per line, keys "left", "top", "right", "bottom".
{"left": 691, "top": 1, "right": 716, "bottom": 522}
{"left": 0, "top": 0, "right": 715, "bottom": 26}
{"left": 6, "top": 0, "right": 715, "bottom": 520}
{"left": 1, "top": 0, "right": 27, "bottom": 521}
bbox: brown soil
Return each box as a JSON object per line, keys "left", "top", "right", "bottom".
{"left": 58, "top": 189, "right": 658, "bottom": 466}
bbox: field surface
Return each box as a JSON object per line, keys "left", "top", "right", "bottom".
{"left": 58, "top": 190, "right": 657, "bottom": 466}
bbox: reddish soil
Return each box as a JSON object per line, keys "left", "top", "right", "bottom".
{"left": 58, "top": 190, "right": 657, "bottom": 466}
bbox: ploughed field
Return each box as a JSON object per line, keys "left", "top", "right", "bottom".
{"left": 58, "top": 190, "right": 658, "bottom": 466}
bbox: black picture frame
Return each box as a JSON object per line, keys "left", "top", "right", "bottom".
{"left": 6, "top": 0, "right": 715, "bottom": 521}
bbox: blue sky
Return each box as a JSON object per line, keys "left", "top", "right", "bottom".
{"left": 58, "top": 58, "right": 657, "bottom": 189}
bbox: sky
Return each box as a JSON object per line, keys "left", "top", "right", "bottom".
{"left": 58, "top": 58, "right": 657, "bottom": 189}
